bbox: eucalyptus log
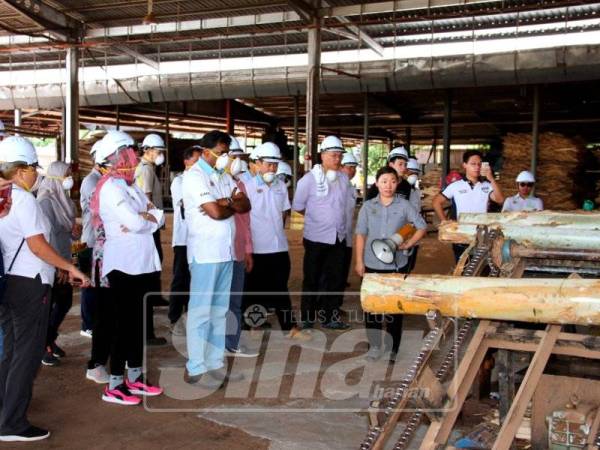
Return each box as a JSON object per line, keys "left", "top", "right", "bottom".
{"left": 361, "top": 274, "right": 600, "bottom": 326}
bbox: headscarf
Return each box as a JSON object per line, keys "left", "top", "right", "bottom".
{"left": 37, "top": 161, "right": 76, "bottom": 232}
{"left": 90, "top": 147, "right": 139, "bottom": 229}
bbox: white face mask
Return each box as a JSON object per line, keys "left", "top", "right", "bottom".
{"left": 262, "top": 172, "right": 276, "bottom": 184}
{"left": 215, "top": 154, "right": 229, "bottom": 171}
{"left": 62, "top": 176, "right": 74, "bottom": 190}
{"left": 407, "top": 174, "right": 419, "bottom": 186}
{"left": 154, "top": 153, "right": 165, "bottom": 166}
{"left": 326, "top": 170, "right": 338, "bottom": 183}
{"left": 230, "top": 158, "right": 243, "bottom": 176}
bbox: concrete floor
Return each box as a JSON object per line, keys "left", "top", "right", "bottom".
{"left": 0, "top": 217, "right": 457, "bottom": 449}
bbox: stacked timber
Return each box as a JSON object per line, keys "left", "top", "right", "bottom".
{"left": 420, "top": 167, "right": 443, "bottom": 211}
{"left": 500, "top": 133, "right": 595, "bottom": 210}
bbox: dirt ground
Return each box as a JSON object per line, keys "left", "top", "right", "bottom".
{"left": 1, "top": 215, "right": 456, "bottom": 449}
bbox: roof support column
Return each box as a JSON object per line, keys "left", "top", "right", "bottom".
{"left": 405, "top": 126, "right": 412, "bottom": 154}
{"left": 362, "top": 92, "right": 369, "bottom": 197}
{"left": 14, "top": 108, "right": 21, "bottom": 135}
{"left": 226, "top": 99, "right": 235, "bottom": 134}
{"left": 442, "top": 89, "right": 452, "bottom": 187}
{"left": 65, "top": 46, "right": 79, "bottom": 164}
{"left": 293, "top": 94, "right": 300, "bottom": 192}
{"left": 306, "top": 1, "right": 322, "bottom": 166}
{"left": 531, "top": 85, "right": 540, "bottom": 180}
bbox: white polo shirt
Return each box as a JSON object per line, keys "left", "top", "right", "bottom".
{"left": 442, "top": 177, "right": 493, "bottom": 218}
{"left": 0, "top": 185, "right": 55, "bottom": 285}
{"left": 245, "top": 174, "right": 291, "bottom": 254}
{"left": 182, "top": 158, "right": 237, "bottom": 264}
{"left": 99, "top": 177, "right": 163, "bottom": 277}
{"left": 170, "top": 173, "right": 187, "bottom": 247}
{"left": 502, "top": 194, "right": 543, "bottom": 212}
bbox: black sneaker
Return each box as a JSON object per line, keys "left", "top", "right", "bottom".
{"left": 41, "top": 349, "right": 59, "bottom": 366}
{"left": 51, "top": 342, "right": 65, "bottom": 358}
{"left": 0, "top": 425, "right": 50, "bottom": 442}
{"left": 322, "top": 320, "right": 351, "bottom": 331}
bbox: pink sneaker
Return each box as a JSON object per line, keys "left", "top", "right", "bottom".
{"left": 125, "top": 376, "right": 163, "bottom": 397}
{"left": 102, "top": 384, "right": 141, "bottom": 405}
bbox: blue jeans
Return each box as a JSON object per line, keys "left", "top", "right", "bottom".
{"left": 186, "top": 261, "right": 233, "bottom": 376}
{"left": 226, "top": 261, "right": 245, "bottom": 351}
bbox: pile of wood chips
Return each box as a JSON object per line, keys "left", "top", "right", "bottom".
{"left": 500, "top": 132, "right": 593, "bottom": 210}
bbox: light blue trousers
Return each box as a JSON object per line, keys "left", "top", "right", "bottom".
{"left": 186, "top": 261, "right": 233, "bottom": 376}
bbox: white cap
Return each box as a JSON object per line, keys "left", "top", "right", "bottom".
{"left": 407, "top": 158, "right": 420, "bottom": 172}
{"left": 98, "top": 130, "right": 135, "bottom": 163}
{"left": 341, "top": 152, "right": 358, "bottom": 166}
{"left": 276, "top": 161, "right": 292, "bottom": 177}
{"left": 388, "top": 146, "right": 409, "bottom": 162}
{"left": 319, "top": 135, "right": 345, "bottom": 153}
{"left": 254, "top": 142, "right": 282, "bottom": 163}
{"left": 141, "top": 133, "right": 165, "bottom": 150}
{"left": 0, "top": 120, "right": 5, "bottom": 137}
{"left": 0, "top": 136, "right": 38, "bottom": 166}
{"left": 229, "top": 135, "right": 243, "bottom": 154}
{"left": 516, "top": 170, "right": 535, "bottom": 183}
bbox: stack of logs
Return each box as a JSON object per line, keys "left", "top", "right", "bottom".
{"left": 500, "top": 132, "right": 597, "bottom": 210}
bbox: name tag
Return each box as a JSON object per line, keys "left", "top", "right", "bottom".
{"left": 458, "top": 189, "right": 468, "bottom": 194}
{"left": 481, "top": 187, "right": 490, "bottom": 193}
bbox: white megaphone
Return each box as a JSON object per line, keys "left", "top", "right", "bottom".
{"left": 371, "top": 224, "right": 417, "bottom": 264}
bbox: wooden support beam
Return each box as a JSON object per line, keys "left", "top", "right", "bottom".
{"left": 492, "top": 325, "right": 561, "bottom": 450}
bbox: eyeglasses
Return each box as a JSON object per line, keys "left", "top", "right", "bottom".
{"left": 519, "top": 182, "right": 534, "bottom": 187}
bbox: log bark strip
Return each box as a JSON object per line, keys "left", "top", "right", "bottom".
{"left": 361, "top": 274, "right": 600, "bottom": 326}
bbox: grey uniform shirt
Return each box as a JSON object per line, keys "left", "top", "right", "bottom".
{"left": 38, "top": 197, "right": 73, "bottom": 260}
{"left": 355, "top": 195, "right": 427, "bottom": 271}
{"left": 135, "top": 159, "right": 163, "bottom": 209}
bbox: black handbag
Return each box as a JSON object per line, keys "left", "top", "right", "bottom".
{"left": 0, "top": 239, "right": 25, "bottom": 304}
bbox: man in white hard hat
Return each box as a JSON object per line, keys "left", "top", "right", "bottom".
{"left": 182, "top": 131, "right": 250, "bottom": 388}
{"left": 340, "top": 152, "right": 358, "bottom": 290}
{"left": 243, "top": 142, "right": 311, "bottom": 342}
{"left": 502, "top": 170, "right": 543, "bottom": 212}
{"left": 292, "top": 135, "right": 352, "bottom": 331}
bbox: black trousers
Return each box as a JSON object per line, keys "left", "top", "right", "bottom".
{"left": 46, "top": 280, "right": 72, "bottom": 346}
{"left": 244, "top": 252, "right": 295, "bottom": 331}
{"left": 301, "top": 238, "right": 346, "bottom": 324}
{"left": 364, "top": 266, "right": 406, "bottom": 353}
{"left": 168, "top": 245, "right": 190, "bottom": 324}
{"left": 0, "top": 275, "right": 50, "bottom": 435}
{"left": 78, "top": 247, "right": 97, "bottom": 331}
{"left": 342, "top": 245, "right": 353, "bottom": 286}
{"left": 147, "top": 229, "right": 163, "bottom": 339}
{"left": 87, "top": 261, "right": 111, "bottom": 369}
{"left": 106, "top": 271, "right": 154, "bottom": 376}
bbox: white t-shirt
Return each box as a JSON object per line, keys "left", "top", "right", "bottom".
{"left": 502, "top": 194, "right": 543, "bottom": 212}
{"left": 442, "top": 178, "right": 493, "bottom": 218}
{"left": 244, "top": 175, "right": 290, "bottom": 254}
{"left": 182, "top": 159, "right": 236, "bottom": 264}
{"left": 99, "top": 177, "right": 163, "bottom": 277}
{"left": 0, "top": 185, "right": 55, "bottom": 285}
{"left": 170, "top": 174, "right": 187, "bottom": 247}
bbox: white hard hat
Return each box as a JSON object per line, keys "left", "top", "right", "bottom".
{"left": 90, "top": 139, "right": 104, "bottom": 156}
{"left": 254, "top": 142, "right": 281, "bottom": 163}
{"left": 229, "top": 135, "right": 243, "bottom": 154}
{"left": 239, "top": 159, "right": 248, "bottom": 173}
{"left": 141, "top": 133, "right": 165, "bottom": 150}
{"left": 516, "top": 170, "right": 535, "bottom": 183}
{"left": 407, "top": 158, "right": 420, "bottom": 172}
{"left": 341, "top": 152, "right": 358, "bottom": 166}
{"left": 0, "top": 136, "right": 39, "bottom": 166}
{"left": 388, "top": 146, "right": 409, "bottom": 162}
{"left": 98, "top": 130, "right": 135, "bottom": 163}
{"left": 276, "top": 161, "right": 292, "bottom": 177}
{"left": 319, "top": 135, "right": 345, "bottom": 153}
{"left": 0, "top": 120, "right": 5, "bottom": 137}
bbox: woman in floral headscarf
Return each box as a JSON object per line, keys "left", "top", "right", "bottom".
{"left": 37, "top": 161, "right": 81, "bottom": 366}
{"left": 90, "top": 130, "right": 164, "bottom": 406}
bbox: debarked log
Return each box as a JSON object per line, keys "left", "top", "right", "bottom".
{"left": 439, "top": 220, "right": 600, "bottom": 251}
{"left": 361, "top": 274, "right": 600, "bottom": 326}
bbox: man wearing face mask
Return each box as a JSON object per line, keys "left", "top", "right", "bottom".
{"left": 292, "top": 135, "right": 351, "bottom": 331}
{"left": 37, "top": 161, "right": 81, "bottom": 366}
{"left": 340, "top": 152, "right": 358, "bottom": 290}
{"left": 182, "top": 131, "right": 251, "bottom": 388}
{"left": 135, "top": 133, "right": 167, "bottom": 345}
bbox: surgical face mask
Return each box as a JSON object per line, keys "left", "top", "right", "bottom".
{"left": 62, "top": 176, "right": 74, "bottom": 190}
{"left": 154, "top": 153, "right": 165, "bottom": 167}
{"left": 326, "top": 170, "right": 338, "bottom": 183}
{"left": 262, "top": 172, "right": 276, "bottom": 184}
{"left": 407, "top": 174, "right": 418, "bottom": 186}
{"left": 214, "top": 153, "right": 229, "bottom": 171}
{"left": 230, "top": 158, "right": 243, "bottom": 176}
